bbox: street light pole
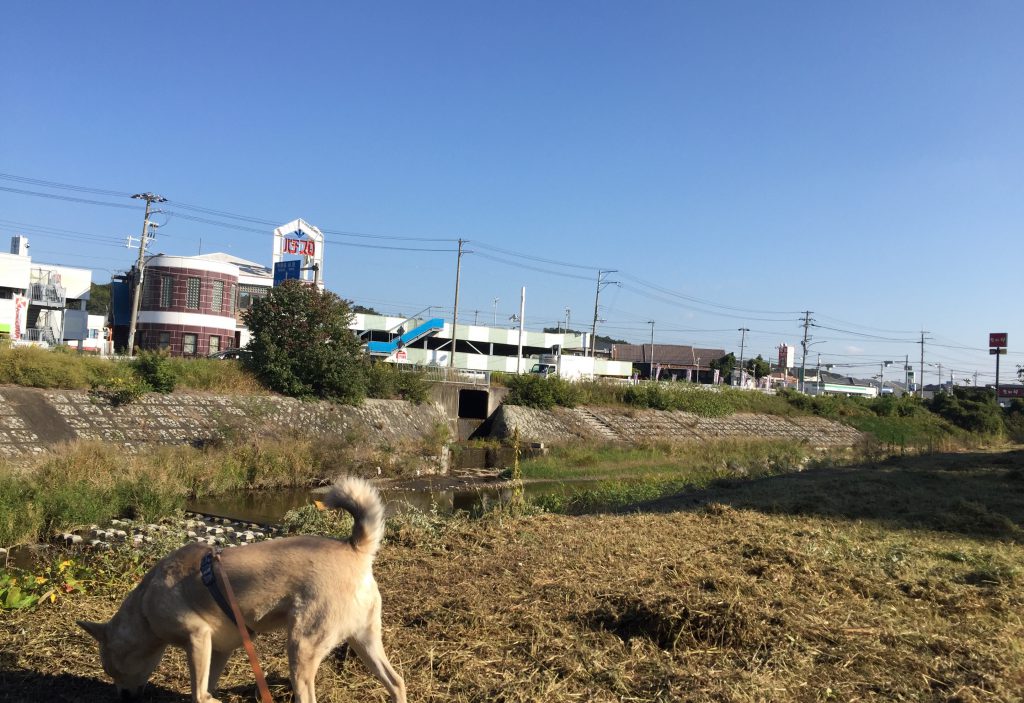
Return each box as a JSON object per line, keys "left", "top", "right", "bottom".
{"left": 126, "top": 192, "right": 166, "bottom": 357}
{"left": 879, "top": 360, "right": 892, "bottom": 395}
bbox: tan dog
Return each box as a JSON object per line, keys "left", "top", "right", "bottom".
{"left": 78, "top": 476, "right": 406, "bottom": 703}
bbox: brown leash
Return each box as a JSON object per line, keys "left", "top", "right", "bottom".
{"left": 214, "top": 553, "right": 274, "bottom": 703}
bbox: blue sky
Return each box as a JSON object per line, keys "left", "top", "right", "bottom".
{"left": 2, "top": 2, "right": 1021, "bottom": 384}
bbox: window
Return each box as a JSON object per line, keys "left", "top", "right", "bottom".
{"left": 212, "top": 280, "right": 224, "bottom": 312}
{"left": 160, "top": 276, "right": 172, "bottom": 308}
{"left": 186, "top": 278, "right": 200, "bottom": 309}
{"left": 227, "top": 284, "right": 235, "bottom": 315}
{"left": 158, "top": 332, "right": 170, "bottom": 350}
{"left": 209, "top": 335, "right": 221, "bottom": 355}
{"left": 238, "top": 284, "right": 266, "bottom": 310}
{"left": 182, "top": 333, "right": 197, "bottom": 356}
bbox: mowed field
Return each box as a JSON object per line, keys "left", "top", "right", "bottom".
{"left": 3, "top": 450, "right": 1024, "bottom": 702}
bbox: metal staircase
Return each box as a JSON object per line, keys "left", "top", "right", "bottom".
{"left": 366, "top": 317, "right": 445, "bottom": 355}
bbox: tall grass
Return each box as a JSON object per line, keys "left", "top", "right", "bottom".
{"left": 0, "top": 345, "right": 127, "bottom": 389}
{"left": 0, "top": 345, "right": 265, "bottom": 394}
{"left": 0, "top": 430, "right": 425, "bottom": 546}
{"left": 163, "top": 357, "right": 265, "bottom": 393}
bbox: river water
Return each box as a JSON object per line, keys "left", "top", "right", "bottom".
{"left": 187, "top": 478, "right": 585, "bottom": 525}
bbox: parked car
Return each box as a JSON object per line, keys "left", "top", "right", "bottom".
{"left": 208, "top": 348, "right": 251, "bottom": 361}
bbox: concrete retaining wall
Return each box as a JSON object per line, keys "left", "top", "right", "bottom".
{"left": 0, "top": 386, "right": 451, "bottom": 465}
{"left": 487, "top": 404, "right": 863, "bottom": 448}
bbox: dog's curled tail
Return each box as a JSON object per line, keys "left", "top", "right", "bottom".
{"left": 324, "top": 476, "right": 386, "bottom": 556}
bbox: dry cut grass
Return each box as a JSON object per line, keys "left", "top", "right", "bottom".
{"left": 3, "top": 454, "right": 1024, "bottom": 701}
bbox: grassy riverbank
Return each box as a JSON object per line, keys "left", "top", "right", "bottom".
{"left": 518, "top": 439, "right": 846, "bottom": 514}
{"left": 2, "top": 449, "right": 1023, "bottom": 701}
{"left": 0, "top": 429, "right": 445, "bottom": 546}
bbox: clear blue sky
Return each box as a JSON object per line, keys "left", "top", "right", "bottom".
{"left": 2, "top": 2, "right": 1021, "bottom": 384}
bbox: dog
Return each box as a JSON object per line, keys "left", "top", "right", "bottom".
{"left": 78, "top": 476, "right": 406, "bottom": 703}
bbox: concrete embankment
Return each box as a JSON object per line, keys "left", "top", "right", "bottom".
{"left": 0, "top": 386, "right": 452, "bottom": 467}
{"left": 0, "top": 387, "right": 863, "bottom": 471}
{"left": 485, "top": 404, "right": 863, "bottom": 448}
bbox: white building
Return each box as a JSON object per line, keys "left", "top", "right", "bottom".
{"left": 0, "top": 236, "right": 92, "bottom": 348}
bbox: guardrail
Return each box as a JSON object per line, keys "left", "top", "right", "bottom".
{"left": 398, "top": 365, "right": 491, "bottom": 387}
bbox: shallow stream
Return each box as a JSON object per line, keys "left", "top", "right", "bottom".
{"left": 186, "top": 478, "right": 587, "bottom": 524}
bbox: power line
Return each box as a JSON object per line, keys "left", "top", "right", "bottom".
{"left": 0, "top": 172, "right": 133, "bottom": 198}
{"left": 619, "top": 272, "right": 802, "bottom": 316}
{"left": 0, "top": 185, "right": 139, "bottom": 210}
{"left": 472, "top": 251, "right": 594, "bottom": 281}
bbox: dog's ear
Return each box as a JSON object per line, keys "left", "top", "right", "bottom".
{"left": 77, "top": 620, "right": 107, "bottom": 642}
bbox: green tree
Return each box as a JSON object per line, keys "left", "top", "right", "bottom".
{"left": 243, "top": 281, "right": 366, "bottom": 402}
{"left": 87, "top": 282, "right": 112, "bottom": 317}
{"left": 709, "top": 352, "right": 736, "bottom": 380}
{"left": 746, "top": 355, "right": 771, "bottom": 380}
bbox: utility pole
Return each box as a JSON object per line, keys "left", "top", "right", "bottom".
{"left": 799, "top": 311, "right": 813, "bottom": 393}
{"left": 590, "top": 270, "right": 617, "bottom": 357}
{"left": 974, "top": 370, "right": 978, "bottom": 387}
{"left": 937, "top": 363, "right": 943, "bottom": 389}
{"left": 126, "top": 192, "right": 166, "bottom": 357}
{"left": 918, "top": 331, "right": 928, "bottom": 398}
{"left": 491, "top": 297, "right": 499, "bottom": 326}
{"left": 565, "top": 307, "right": 571, "bottom": 333}
{"left": 449, "top": 238, "right": 465, "bottom": 367}
{"left": 648, "top": 320, "right": 656, "bottom": 381}
{"left": 516, "top": 287, "right": 526, "bottom": 374}
{"left": 738, "top": 327, "right": 749, "bottom": 387}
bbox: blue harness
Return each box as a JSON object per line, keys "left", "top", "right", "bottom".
{"left": 200, "top": 551, "right": 254, "bottom": 634}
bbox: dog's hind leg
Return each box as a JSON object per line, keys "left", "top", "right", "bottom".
{"left": 185, "top": 629, "right": 221, "bottom": 703}
{"left": 349, "top": 623, "right": 407, "bottom": 703}
{"left": 287, "top": 632, "right": 335, "bottom": 703}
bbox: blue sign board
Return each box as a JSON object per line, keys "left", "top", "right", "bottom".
{"left": 273, "top": 259, "right": 302, "bottom": 286}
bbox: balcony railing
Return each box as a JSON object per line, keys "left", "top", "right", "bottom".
{"left": 22, "top": 328, "right": 58, "bottom": 346}
{"left": 28, "top": 282, "right": 66, "bottom": 307}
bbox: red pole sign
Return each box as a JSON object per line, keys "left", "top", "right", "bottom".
{"left": 989, "top": 332, "right": 1008, "bottom": 348}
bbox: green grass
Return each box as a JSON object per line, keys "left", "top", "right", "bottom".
{"left": 520, "top": 439, "right": 828, "bottom": 514}
{"left": 0, "top": 345, "right": 127, "bottom": 389}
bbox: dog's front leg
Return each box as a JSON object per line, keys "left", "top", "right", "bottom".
{"left": 185, "top": 629, "right": 221, "bottom": 703}
{"left": 207, "top": 648, "right": 231, "bottom": 697}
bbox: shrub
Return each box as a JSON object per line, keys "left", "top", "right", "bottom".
{"left": 930, "top": 388, "right": 1004, "bottom": 436}
{"left": 622, "top": 384, "right": 732, "bottom": 417}
{"left": 104, "top": 375, "right": 150, "bottom": 406}
{"left": 1004, "top": 399, "right": 1024, "bottom": 443}
{"left": 133, "top": 350, "right": 176, "bottom": 393}
{"left": 244, "top": 281, "right": 367, "bottom": 403}
{"left": 365, "top": 362, "right": 431, "bottom": 404}
{"left": 505, "top": 374, "right": 581, "bottom": 409}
